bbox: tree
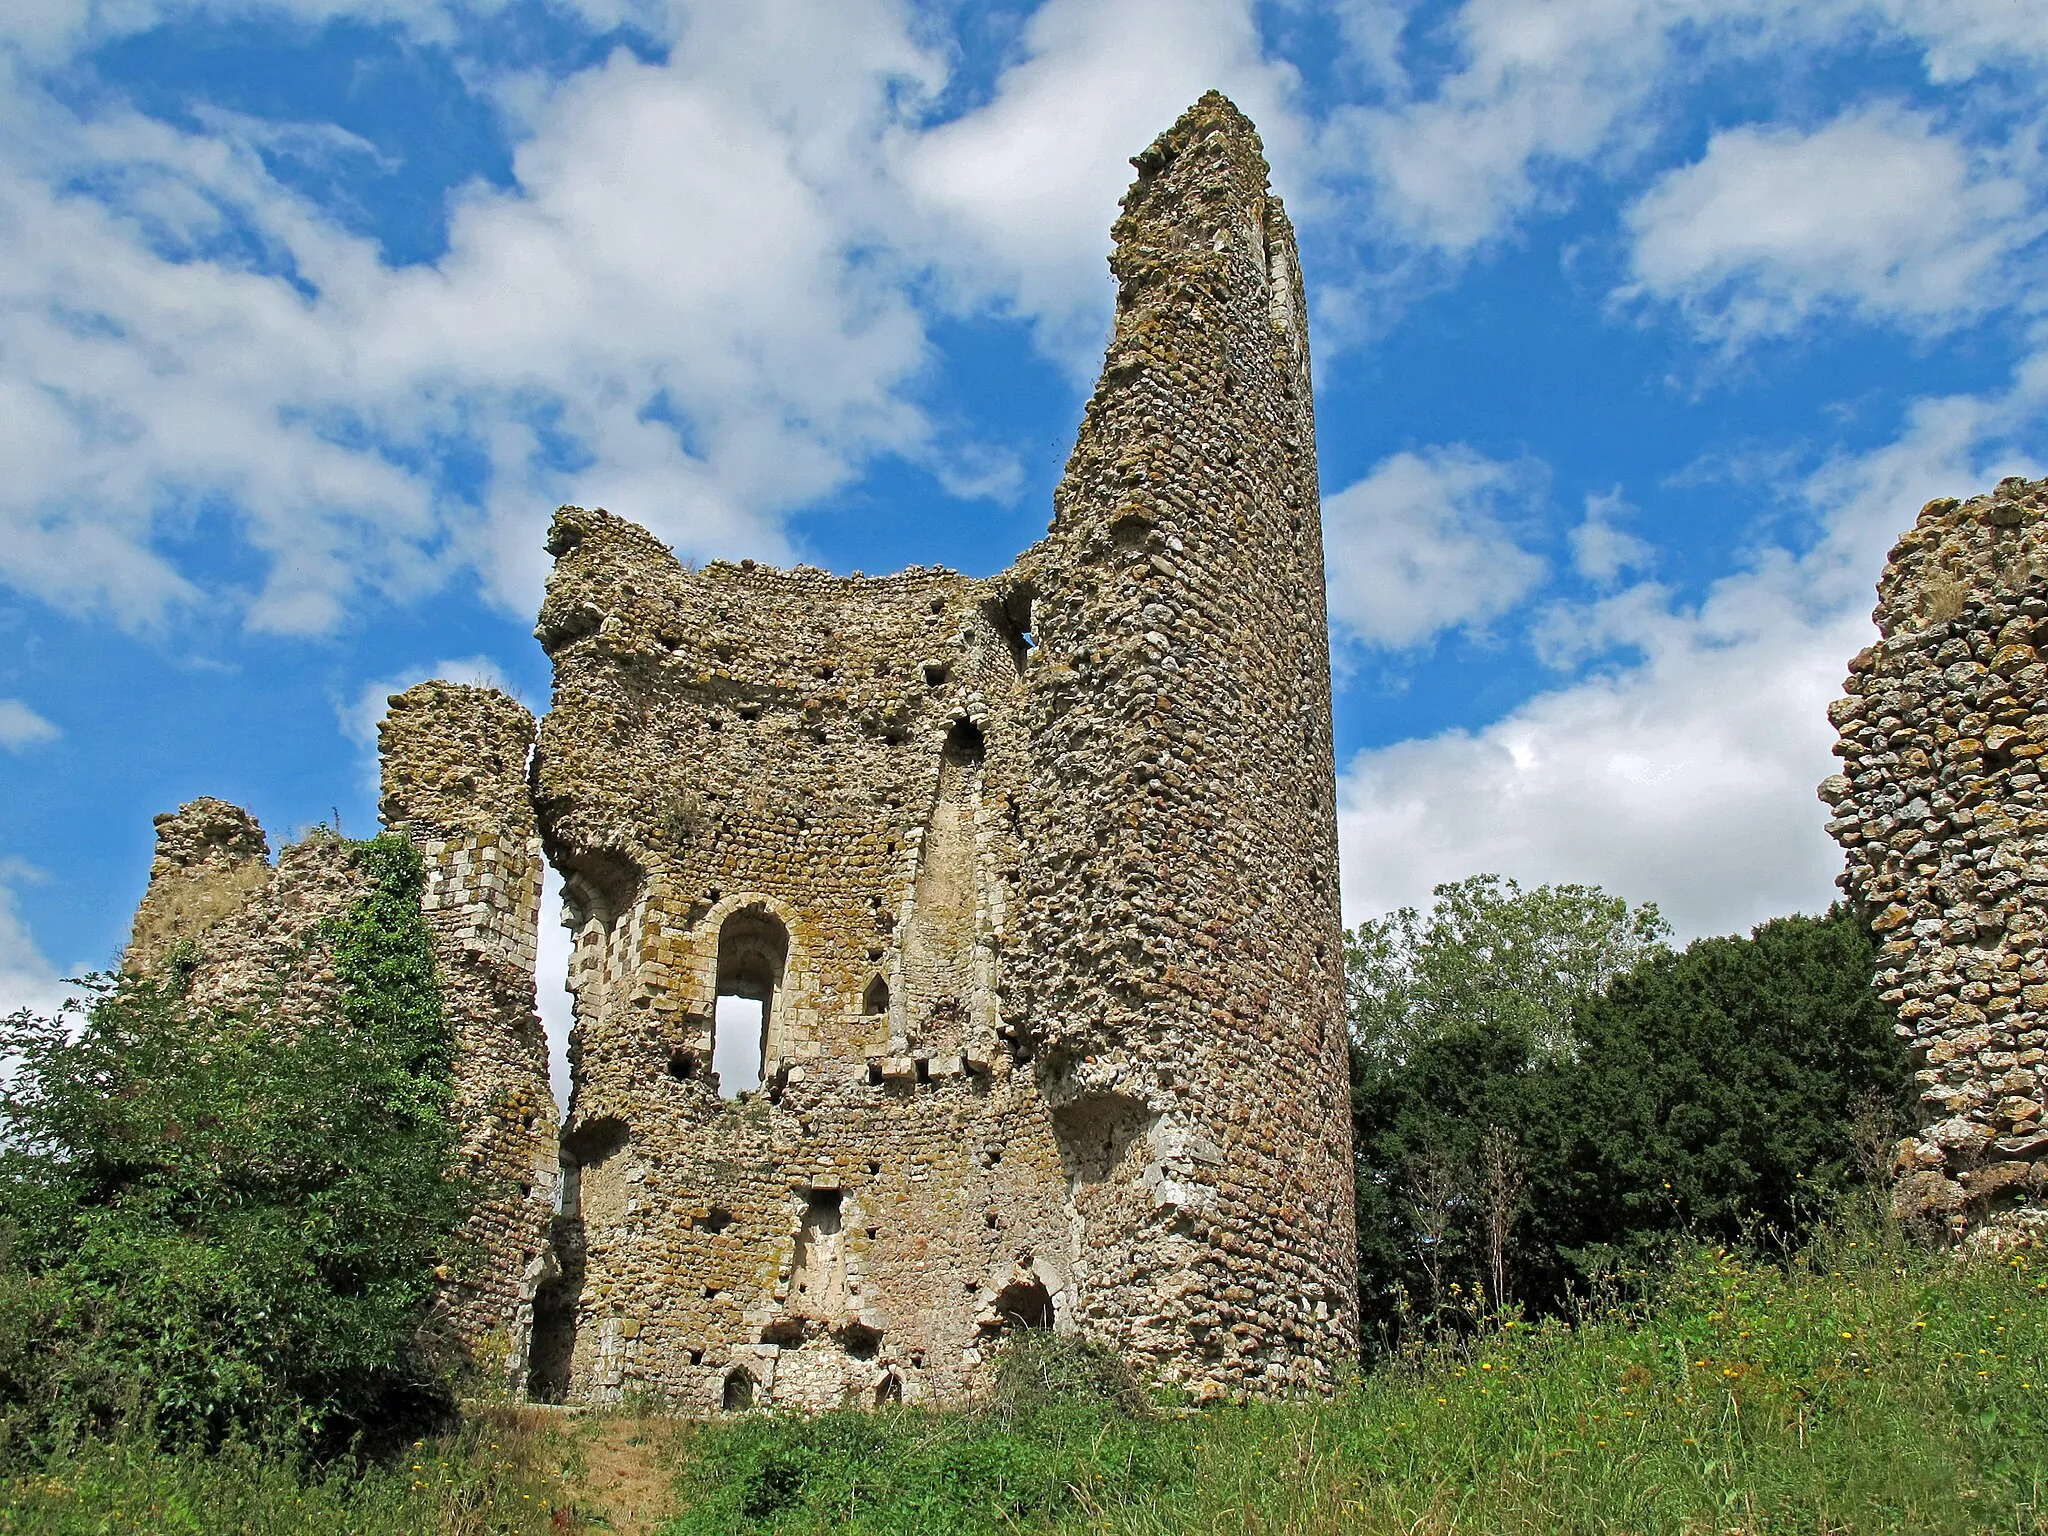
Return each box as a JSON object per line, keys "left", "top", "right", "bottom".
{"left": 1350, "top": 902, "right": 1909, "bottom": 1346}
{"left": 0, "top": 836, "right": 472, "bottom": 1451}
{"left": 1346, "top": 874, "right": 1671, "bottom": 1065}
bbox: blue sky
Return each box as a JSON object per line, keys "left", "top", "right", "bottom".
{"left": 2, "top": 0, "right": 2046, "bottom": 1025}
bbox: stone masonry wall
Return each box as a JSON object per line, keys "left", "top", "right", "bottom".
{"left": 379, "top": 682, "right": 561, "bottom": 1387}
{"left": 1006, "top": 92, "right": 1356, "bottom": 1395}
{"left": 125, "top": 799, "right": 374, "bottom": 1026}
{"left": 1825, "top": 474, "right": 2048, "bottom": 1230}
{"left": 525, "top": 92, "right": 1355, "bottom": 1408}
{"left": 122, "top": 683, "right": 558, "bottom": 1382}
{"left": 530, "top": 525, "right": 1062, "bottom": 1409}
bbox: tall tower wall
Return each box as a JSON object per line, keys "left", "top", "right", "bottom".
{"left": 1008, "top": 93, "right": 1355, "bottom": 1392}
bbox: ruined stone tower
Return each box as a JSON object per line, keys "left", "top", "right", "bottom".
{"left": 1826, "top": 475, "right": 2048, "bottom": 1234}
{"left": 527, "top": 93, "right": 1352, "bottom": 1406}
{"left": 114, "top": 93, "right": 1357, "bottom": 1407}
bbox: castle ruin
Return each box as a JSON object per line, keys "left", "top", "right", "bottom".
{"left": 118, "top": 94, "right": 1359, "bottom": 1410}
{"left": 1825, "top": 474, "right": 2048, "bottom": 1233}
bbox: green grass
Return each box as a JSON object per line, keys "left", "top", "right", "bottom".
{"left": 0, "top": 1415, "right": 570, "bottom": 1535}
{"left": 662, "top": 1229, "right": 2048, "bottom": 1535}
{"left": 5, "top": 1230, "right": 2047, "bottom": 1534}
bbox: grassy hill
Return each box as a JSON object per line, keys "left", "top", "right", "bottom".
{"left": 6, "top": 1225, "right": 2046, "bottom": 1534}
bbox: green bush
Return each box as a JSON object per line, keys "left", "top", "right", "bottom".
{"left": 664, "top": 1398, "right": 1187, "bottom": 1536}
{"left": 0, "top": 835, "right": 471, "bottom": 1454}
{"left": 989, "top": 1329, "right": 1150, "bottom": 1418}
{"left": 1352, "top": 905, "right": 1911, "bottom": 1338}
{"left": 0, "top": 1414, "right": 567, "bottom": 1535}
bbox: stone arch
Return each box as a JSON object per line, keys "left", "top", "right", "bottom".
{"left": 721, "top": 1367, "right": 755, "bottom": 1412}
{"left": 991, "top": 1275, "right": 1054, "bottom": 1331}
{"left": 708, "top": 900, "right": 792, "bottom": 1096}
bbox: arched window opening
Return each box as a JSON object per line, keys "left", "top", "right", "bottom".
{"left": 943, "top": 718, "right": 986, "bottom": 767}
{"left": 722, "top": 1368, "right": 755, "bottom": 1412}
{"left": 991, "top": 1277, "right": 1054, "bottom": 1332}
{"left": 713, "top": 908, "right": 788, "bottom": 1100}
{"left": 874, "top": 1372, "right": 903, "bottom": 1407}
{"left": 863, "top": 975, "right": 889, "bottom": 1016}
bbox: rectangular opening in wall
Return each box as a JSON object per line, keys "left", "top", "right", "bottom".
{"left": 713, "top": 994, "right": 765, "bottom": 1098}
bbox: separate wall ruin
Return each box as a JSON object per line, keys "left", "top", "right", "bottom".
{"left": 125, "top": 684, "right": 561, "bottom": 1385}
{"left": 115, "top": 92, "right": 1358, "bottom": 1408}
{"left": 378, "top": 683, "right": 562, "bottom": 1384}
{"left": 1825, "top": 475, "right": 2048, "bottom": 1231}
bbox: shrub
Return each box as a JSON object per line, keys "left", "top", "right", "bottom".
{"left": 0, "top": 836, "right": 471, "bottom": 1453}
{"left": 989, "top": 1329, "right": 1150, "bottom": 1418}
{"left": 1352, "top": 905, "right": 1911, "bottom": 1339}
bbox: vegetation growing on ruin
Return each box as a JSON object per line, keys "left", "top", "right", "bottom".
{"left": 1348, "top": 891, "right": 1911, "bottom": 1339}
{"left": 0, "top": 834, "right": 469, "bottom": 1455}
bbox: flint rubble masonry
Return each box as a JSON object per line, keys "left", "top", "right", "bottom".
{"left": 1825, "top": 474, "right": 2048, "bottom": 1231}
{"left": 115, "top": 93, "right": 1357, "bottom": 1408}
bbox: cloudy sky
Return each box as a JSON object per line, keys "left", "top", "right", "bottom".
{"left": 1, "top": 0, "right": 2045, "bottom": 1026}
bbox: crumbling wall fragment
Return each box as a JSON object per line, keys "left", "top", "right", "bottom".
{"left": 1826, "top": 474, "right": 2048, "bottom": 1229}
{"left": 124, "top": 797, "right": 275, "bottom": 975}
{"left": 379, "top": 681, "right": 560, "bottom": 1385}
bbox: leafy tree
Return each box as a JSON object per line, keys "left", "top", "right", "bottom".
{"left": 0, "top": 836, "right": 471, "bottom": 1452}
{"left": 1346, "top": 874, "right": 1671, "bottom": 1064}
{"left": 1350, "top": 900, "right": 1909, "bottom": 1345}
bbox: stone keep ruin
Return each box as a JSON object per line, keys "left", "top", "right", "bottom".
{"left": 1827, "top": 475, "right": 2048, "bottom": 1233}
{"left": 119, "top": 95, "right": 1359, "bottom": 1410}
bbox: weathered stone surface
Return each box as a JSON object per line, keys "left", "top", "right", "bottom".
{"left": 120, "top": 684, "right": 558, "bottom": 1385}
{"left": 380, "top": 682, "right": 561, "bottom": 1389}
{"left": 126, "top": 800, "right": 373, "bottom": 1026}
{"left": 125, "top": 798, "right": 280, "bottom": 976}
{"left": 1827, "top": 473, "right": 2048, "bottom": 1232}
{"left": 526, "top": 93, "right": 1354, "bottom": 1410}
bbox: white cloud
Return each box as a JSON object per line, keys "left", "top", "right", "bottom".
{"left": 1568, "top": 488, "right": 1652, "bottom": 587}
{"left": 1323, "top": 447, "right": 1548, "bottom": 648}
{"left": 1338, "top": 372, "right": 2045, "bottom": 940}
{"left": 1865, "top": 0, "right": 2048, "bottom": 82}
{"left": 1318, "top": 0, "right": 1778, "bottom": 257}
{"left": 899, "top": 0, "right": 1302, "bottom": 366}
{"left": 1622, "top": 104, "right": 2039, "bottom": 342}
{"left": 0, "top": 700, "right": 59, "bottom": 751}
{"left": 538, "top": 861, "right": 572, "bottom": 1108}
{"left": 1315, "top": 0, "right": 2048, "bottom": 279}
{"left": 0, "top": 1, "right": 954, "bottom": 634}
{"left": 0, "top": 859, "right": 72, "bottom": 1019}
